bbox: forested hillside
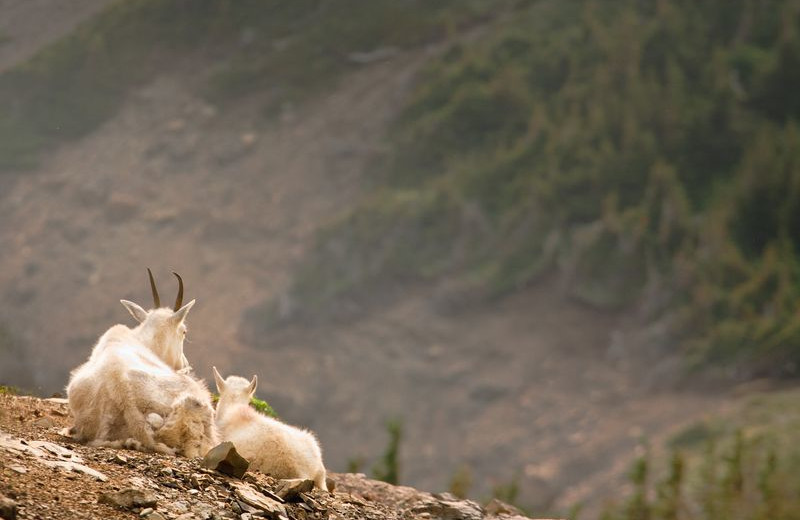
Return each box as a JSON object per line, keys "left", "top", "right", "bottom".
{"left": 0, "top": 0, "right": 490, "bottom": 170}
{"left": 273, "top": 0, "right": 800, "bottom": 380}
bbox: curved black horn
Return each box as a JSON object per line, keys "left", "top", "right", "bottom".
{"left": 147, "top": 268, "right": 161, "bottom": 308}
{"left": 172, "top": 272, "right": 184, "bottom": 311}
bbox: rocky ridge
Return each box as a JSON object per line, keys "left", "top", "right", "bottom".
{"left": 0, "top": 394, "right": 556, "bottom": 520}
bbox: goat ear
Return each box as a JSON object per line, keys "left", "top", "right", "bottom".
{"left": 212, "top": 366, "right": 225, "bottom": 393}
{"left": 171, "top": 299, "right": 196, "bottom": 323}
{"left": 120, "top": 300, "right": 148, "bottom": 323}
{"left": 248, "top": 375, "right": 258, "bottom": 396}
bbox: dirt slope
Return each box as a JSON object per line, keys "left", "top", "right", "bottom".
{"left": 0, "top": 5, "right": 733, "bottom": 517}
{"left": 0, "top": 48, "right": 421, "bottom": 386}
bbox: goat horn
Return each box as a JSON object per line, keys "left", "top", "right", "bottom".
{"left": 147, "top": 268, "right": 161, "bottom": 308}
{"left": 172, "top": 271, "right": 184, "bottom": 311}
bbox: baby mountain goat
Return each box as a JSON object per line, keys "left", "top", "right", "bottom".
{"left": 213, "top": 367, "right": 328, "bottom": 490}
{"left": 147, "top": 393, "right": 217, "bottom": 458}
{"left": 66, "top": 270, "right": 218, "bottom": 457}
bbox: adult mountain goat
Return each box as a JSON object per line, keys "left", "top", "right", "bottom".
{"left": 213, "top": 367, "right": 328, "bottom": 489}
{"left": 66, "top": 270, "right": 218, "bottom": 456}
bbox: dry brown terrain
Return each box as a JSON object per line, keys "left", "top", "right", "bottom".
{"left": 0, "top": 2, "right": 733, "bottom": 516}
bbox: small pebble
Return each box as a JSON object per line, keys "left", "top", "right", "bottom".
{"left": 113, "top": 454, "right": 128, "bottom": 465}
{"left": 32, "top": 416, "right": 55, "bottom": 428}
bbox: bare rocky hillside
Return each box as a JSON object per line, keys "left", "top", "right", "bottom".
{"left": 0, "top": 2, "right": 732, "bottom": 516}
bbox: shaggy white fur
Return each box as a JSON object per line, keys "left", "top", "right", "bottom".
{"left": 66, "top": 291, "right": 218, "bottom": 456}
{"left": 213, "top": 367, "right": 327, "bottom": 489}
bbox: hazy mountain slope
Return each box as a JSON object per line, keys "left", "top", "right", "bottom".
{"left": 239, "top": 279, "right": 727, "bottom": 512}
{"left": 0, "top": 49, "right": 423, "bottom": 386}
{"left": 0, "top": 1, "right": 757, "bottom": 518}
{"left": 0, "top": 0, "right": 115, "bottom": 73}
{"left": 272, "top": 0, "right": 800, "bottom": 380}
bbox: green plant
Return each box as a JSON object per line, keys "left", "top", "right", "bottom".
{"left": 372, "top": 419, "right": 402, "bottom": 485}
{"left": 601, "top": 418, "right": 800, "bottom": 520}
{"left": 0, "top": 384, "right": 19, "bottom": 395}
{"left": 249, "top": 396, "right": 277, "bottom": 418}
{"left": 622, "top": 453, "right": 651, "bottom": 520}
{"left": 653, "top": 452, "right": 685, "bottom": 520}
{"left": 449, "top": 464, "right": 473, "bottom": 499}
{"left": 211, "top": 393, "right": 277, "bottom": 418}
{"left": 491, "top": 472, "right": 522, "bottom": 508}
{"left": 346, "top": 456, "right": 365, "bottom": 474}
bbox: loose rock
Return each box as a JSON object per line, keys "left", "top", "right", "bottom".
{"left": 201, "top": 442, "right": 249, "bottom": 478}
{"left": 411, "top": 495, "right": 484, "bottom": 520}
{"left": 32, "top": 416, "right": 55, "bottom": 428}
{"left": 0, "top": 494, "right": 17, "bottom": 520}
{"left": 113, "top": 454, "right": 129, "bottom": 465}
{"left": 98, "top": 488, "right": 158, "bottom": 510}
{"left": 485, "top": 498, "right": 525, "bottom": 517}
{"left": 275, "top": 478, "right": 314, "bottom": 502}
{"left": 232, "top": 482, "right": 287, "bottom": 518}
